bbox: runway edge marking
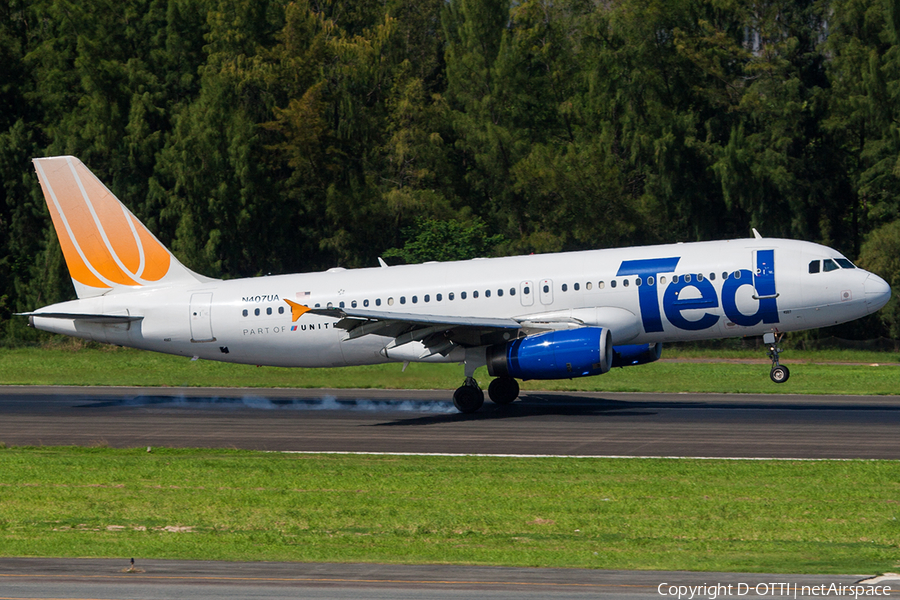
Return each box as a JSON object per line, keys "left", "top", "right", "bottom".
{"left": 271, "top": 451, "right": 896, "bottom": 461}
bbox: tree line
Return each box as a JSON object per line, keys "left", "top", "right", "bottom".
{"left": 1, "top": 0, "right": 899, "bottom": 342}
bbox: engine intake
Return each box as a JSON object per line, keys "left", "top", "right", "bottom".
{"left": 486, "top": 327, "right": 613, "bottom": 380}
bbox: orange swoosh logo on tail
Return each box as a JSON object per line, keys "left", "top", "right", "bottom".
{"left": 34, "top": 157, "right": 172, "bottom": 290}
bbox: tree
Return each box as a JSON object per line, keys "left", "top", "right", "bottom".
{"left": 383, "top": 216, "right": 504, "bottom": 262}
{"left": 857, "top": 219, "right": 900, "bottom": 338}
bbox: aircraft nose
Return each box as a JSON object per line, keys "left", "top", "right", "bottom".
{"left": 864, "top": 273, "right": 892, "bottom": 312}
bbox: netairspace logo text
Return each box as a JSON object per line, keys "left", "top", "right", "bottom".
{"left": 658, "top": 583, "right": 892, "bottom": 599}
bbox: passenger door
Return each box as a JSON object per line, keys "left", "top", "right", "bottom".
{"left": 190, "top": 292, "right": 216, "bottom": 342}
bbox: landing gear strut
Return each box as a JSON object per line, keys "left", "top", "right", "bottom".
{"left": 764, "top": 332, "right": 790, "bottom": 383}
{"left": 488, "top": 376, "right": 519, "bottom": 405}
{"left": 453, "top": 377, "right": 484, "bottom": 413}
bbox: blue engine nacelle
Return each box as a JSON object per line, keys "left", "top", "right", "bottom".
{"left": 486, "top": 327, "right": 613, "bottom": 380}
{"left": 611, "top": 343, "right": 662, "bottom": 368}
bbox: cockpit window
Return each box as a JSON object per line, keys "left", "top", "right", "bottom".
{"left": 808, "top": 260, "right": 820, "bottom": 274}
{"left": 835, "top": 258, "right": 856, "bottom": 269}
{"left": 823, "top": 259, "right": 839, "bottom": 272}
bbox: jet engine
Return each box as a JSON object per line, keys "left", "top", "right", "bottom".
{"left": 611, "top": 343, "right": 662, "bottom": 368}
{"left": 486, "top": 327, "right": 613, "bottom": 380}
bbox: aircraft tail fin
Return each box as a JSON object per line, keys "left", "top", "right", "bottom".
{"left": 33, "top": 156, "right": 208, "bottom": 299}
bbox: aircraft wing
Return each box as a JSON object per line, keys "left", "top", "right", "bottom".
{"left": 309, "top": 306, "right": 521, "bottom": 330}
{"left": 287, "top": 302, "right": 641, "bottom": 358}
{"left": 304, "top": 306, "right": 524, "bottom": 354}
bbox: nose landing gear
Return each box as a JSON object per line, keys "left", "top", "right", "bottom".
{"left": 764, "top": 332, "right": 790, "bottom": 383}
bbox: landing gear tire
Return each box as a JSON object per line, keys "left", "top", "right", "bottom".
{"left": 453, "top": 381, "right": 484, "bottom": 413}
{"left": 488, "top": 377, "right": 519, "bottom": 405}
{"left": 770, "top": 365, "right": 790, "bottom": 384}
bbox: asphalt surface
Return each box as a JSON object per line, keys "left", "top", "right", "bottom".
{"left": 0, "top": 386, "right": 898, "bottom": 458}
{"left": 2, "top": 386, "right": 899, "bottom": 599}
{"left": 1, "top": 558, "right": 897, "bottom": 600}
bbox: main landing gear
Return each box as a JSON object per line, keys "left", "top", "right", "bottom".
{"left": 488, "top": 376, "right": 519, "bottom": 405}
{"left": 764, "top": 332, "right": 790, "bottom": 383}
{"left": 452, "top": 376, "right": 521, "bottom": 413}
{"left": 452, "top": 377, "right": 484, "bottom": 413}
{"left": 453, "top": 348, "right": 521, "bottom": 413}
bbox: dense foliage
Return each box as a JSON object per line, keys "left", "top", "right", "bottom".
{"left": 2, "top": 0, "right": 900, "bottom": 341}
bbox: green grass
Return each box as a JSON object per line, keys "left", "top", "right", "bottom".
{"left": 0, "top": 447, "right": 897, "bottom": 573}
{"left": 1, "top": 345, "right": 899, "bottom": 395}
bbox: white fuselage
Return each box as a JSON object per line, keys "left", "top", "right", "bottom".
{"left": 31, "top": 238, "right": 891, "bottom": 368}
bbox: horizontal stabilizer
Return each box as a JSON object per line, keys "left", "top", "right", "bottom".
{"left": 17, "top": 312, "right": 143, "bottom": 324}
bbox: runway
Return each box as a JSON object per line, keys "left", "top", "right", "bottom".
{"left": 1, "top": 558, "right": 896, "bottom": 600}
{"left": 0, "top": 386, "right": 898, "bottom": 458}
{"left": 2, "top": 387, "right": 899, "bottom": 599}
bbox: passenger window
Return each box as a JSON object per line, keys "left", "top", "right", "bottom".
{"left": 636, "top": 277, "right": 642, "bottom": 287}
{"left": 461, "top": 292, "right": 467, "bottom": 299}
{"left": 523, "top": 286, "right": 530, "bottom": 295}
{"left": 543, "top": 284, "right": 550, "bottom": 293}
{"left": 364, "top": 299, "right": 369, "bottom": 307}
{"left": 315, "top": 303, "right": 321, "bottom": 308}
{"left": 376, "top": 298, "right": 381, "bottom": 306}
{"left": 561, "top": 284, "right": 568, "bottom": 292}
{"left": 598, "top": 281, "right": 605, "bottom": 289}
{"left": 697, "top": 273, "right": 703, "bottom": 282}
{"left": 278, "top": 306, "right": 285, "bottom": 314}
{"left": 254, "top": 308, "right": 260, "bottom": 316}
{"left": 647, "top": 276, "right": 655, "bottom": 286}
{"left": 722, "top": 272, "right": 728, "bottom": 280}
{"left": 339, "top": 301, "right": 345, "bottom": 308}
{"left": 242, "top": 309, "right": 248, "bottom": 317}
{"left": 412, "top": 296, "right": 417, "bottom": 303}
{"left": 835, "top": 258, "right": 855, "bottom": 269}
{"left": 351, "top": 301, "right": 357, "bottom": 308}
{"left": 660, "top": 276, "right": 666, "bottom": 285}
{"left": 510, "top": 288, "right": 516, "bottom": 296}
{"left": 424, "top": 295, "right": 430, "bottom": 302}
{"left": 623, "top": 279, "right": 630, "bottom": 287}
{"left": 823, "top": 259, "right": 839, "bottom": 272}
{"left": 809, "top": 261, "right": 820, "bottom": 273}
{"left": 400, "top": 296, "right": 406, "bottom": 304}
{"left": 611, "top": 280, "right": 617, "bottom": 288}
{"left": 672, "top": 275, "right": 679, "bottom": 284}
{"left": 387, "top": 298, "right": 394, "bottom": 306}
{"left": 449, "top": 292, "right": 455, "bottom": 300}
{"left": 497, "top": 289, "right": 503, "bottom": 297}
{"left": 267, "top": 307, "right": 272, "bottom": 315}
{"left": 485, "top": 290, "right": 491, "bottom": 298}
{"left": 685, "top": 274, "right": 692, "bottom": 283}
{"left": 734, "top": 271, "right": 740, "bottom": 279}
{"left": 574, "top": 283, "right": 580, "bottom": 291}
{"left": 437, "top": 293, "right": 442, "bottom": 301}
{"left": 586, "top": 282, "right": 592, "bottom": 290}
{"left": 709, "top": 273, "right": 715, "bottom": 281}
{"left": 326, "top": 302, "right": 333, "bottom": 309}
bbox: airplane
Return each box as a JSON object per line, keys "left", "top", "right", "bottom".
{"left": 19, "top": 156, "right": 893, "bottom": 412}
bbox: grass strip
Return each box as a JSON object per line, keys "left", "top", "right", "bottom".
{"left": 1, "top": 346, "right": 899, "bottom": 395}
{"left": 0, "top": 447, "right": 897, "bottom": 573}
